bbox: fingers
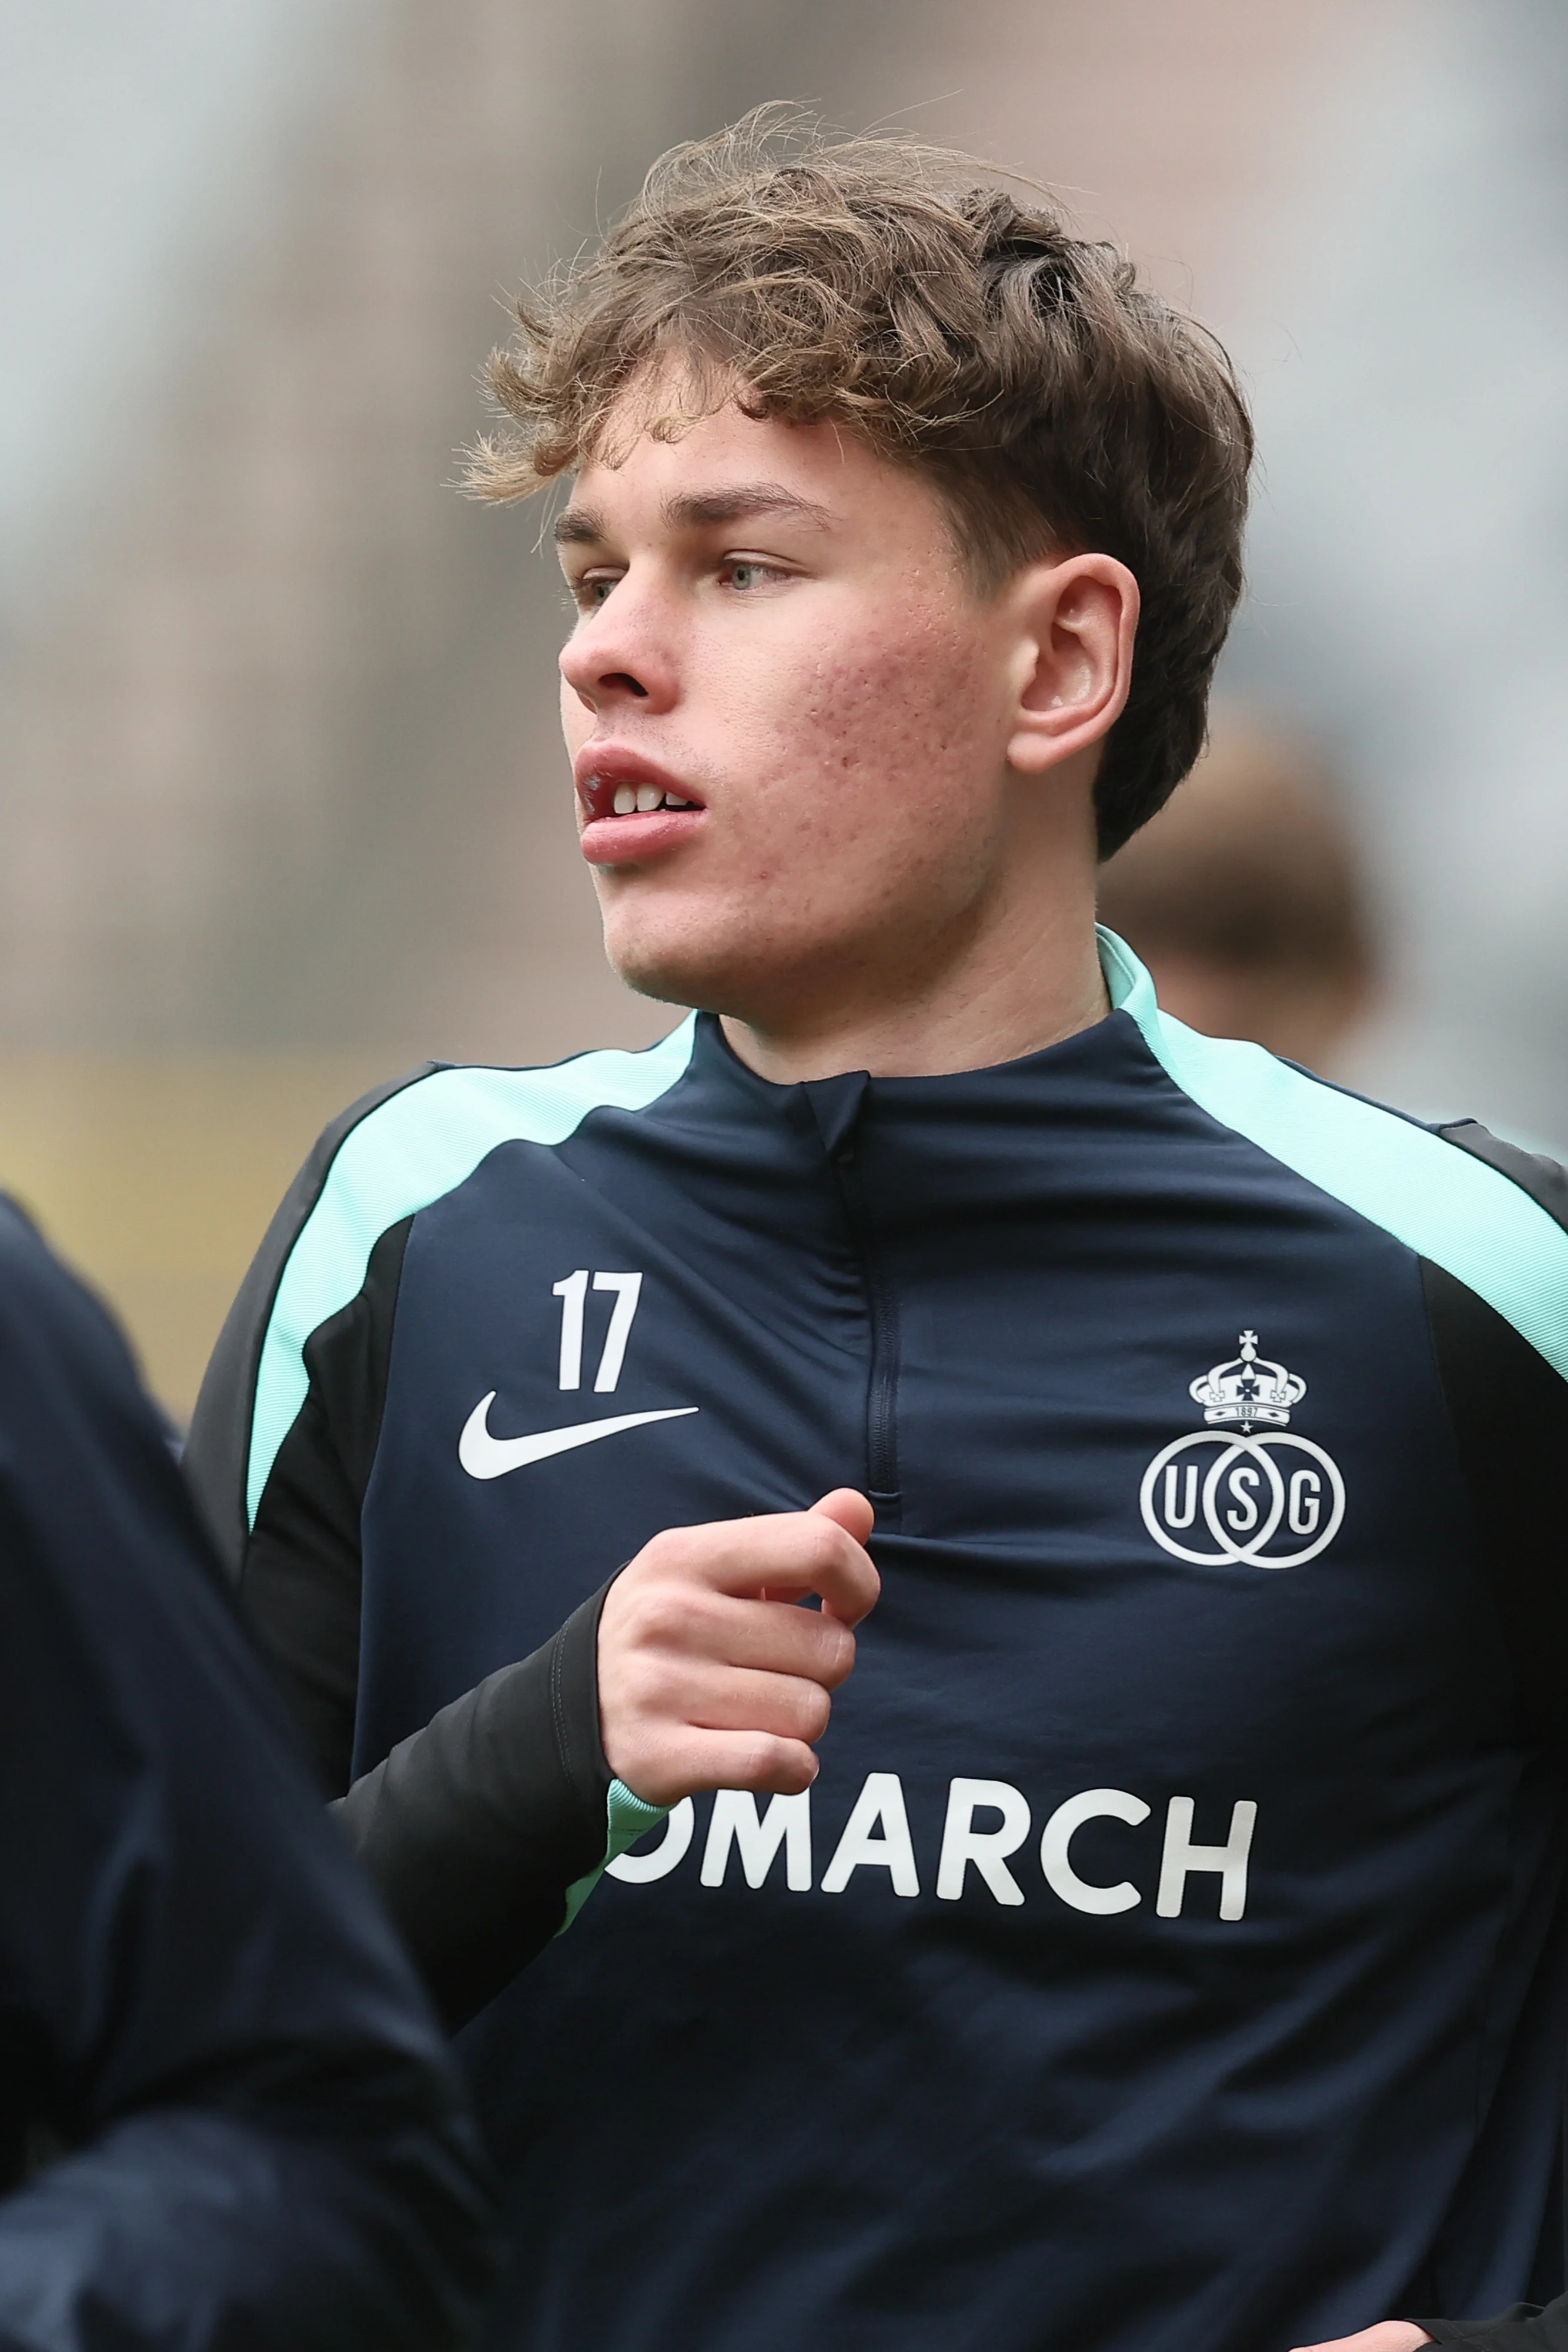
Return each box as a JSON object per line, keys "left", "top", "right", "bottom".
{"left": 598, "top": 1592, "right": 844, "bottom": 1806}
{"left": 607, "top": 1569, "right": 858, "bottom": 1681}
{"left": 601, "top": 1669, "right": 833, "bottom": 1809}
{"left": 1289, "top": 2327, "right": 1432, "bottom": 2352}
{"left": 627, "top": 1727, "right": 823, "bottom": 1802}
{"left": 642, "top": 1590, "right": 857, "bottom": 1686}
{"left": 596, "top": 1489, "right": 880, "bottom": 1807}
{"left": 640, "top": 1501, "right": 878, "bottom": 1624}
{"left": 660, "top": 1660, "right": 834, "bottom": 1745}
{"left": 805, "top": 1489, "right": 877, "bottom": 1621}
{"left": 810, "top": 1486, "right": 876, "bottom": 1545}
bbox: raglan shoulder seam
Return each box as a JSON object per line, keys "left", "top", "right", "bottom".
{"left": 182, "top": 1063, "right": 440, "bottom": 1575}
{"left": 242, "top": 1020, "right": 700, "bottom": 1529}
{"left": 1096, "top": 926, "right": 1568, "bottom": 1388}
{"left": 1433, "top": 1118, "right": 1568, "bottom": 1239}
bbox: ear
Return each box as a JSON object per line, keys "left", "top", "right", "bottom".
{"left": 1004, "top": 553, "right": 1139, "bottom": 776}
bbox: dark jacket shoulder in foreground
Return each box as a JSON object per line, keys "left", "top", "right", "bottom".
{"left": 0, "top": 1196, "right": 495, "bottom": 2351}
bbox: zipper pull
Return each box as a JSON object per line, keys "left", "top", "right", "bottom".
{"left": 803, "top": 1071, "right": 870, "bottom": 1161}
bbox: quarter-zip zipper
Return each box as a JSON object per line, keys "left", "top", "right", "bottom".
{"left": 830, "top": 1138, "right": 901, "bottom": 1515}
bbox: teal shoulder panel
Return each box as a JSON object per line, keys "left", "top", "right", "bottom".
{"left": 246, "top": 1018, "right": 699, "bottom": 1526}
{"left": 1098, "top": 927, "right": 1568, "bottom": 1382}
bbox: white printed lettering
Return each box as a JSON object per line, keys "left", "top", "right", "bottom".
{"left": 590, "top": 1271, "right": 643, "bottom": 1393}
{"left": 605, "top": 1797, "right": 694, "bottom": 1883}
{"left": 1163, "top": 1463, "right": 1199, "bottom": 1528}
{"left": 1288, "top": 1467, "right": 1321, "bottom": 1535}
{"left": 820, "top": 1772, "right": 920, "bottom": 1897}
{"left": 936, "top": 1778, "right": 1031, "bottom": 1906}
{"left": 1223, "top": 1464, "right": 1261, "bottom": 1533}
{"left": 1038, "top": 1788, "right": 1150, "bottom": 1915}
{"left": 551, "top": 1269, "right": 589, "bottom": 1391}
{"left": 1142, "top": 1429, "right": 1345, "bottom": 1571}
{"left": 1155, "top": 1796, "right": 1256, "bottom": 1920}
{"left": 700, "top": 1789, "right": 811, "bottom": 1891}
{"left": 604, "top": 1778, "right": 1259, "bottom": 1927}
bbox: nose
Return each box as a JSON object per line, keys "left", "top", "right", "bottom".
{"left": 559, "top": 577, "right": 674, "bottom": 716}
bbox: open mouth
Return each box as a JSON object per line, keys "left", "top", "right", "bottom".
{"left": 575, "top": 756, "right": 707, "bottom": 823}
{"left": 575, "top": 757, "right": 706, "bottom": 864}
{"left": 593, "top": 780, "right": 700, "bottom": 817}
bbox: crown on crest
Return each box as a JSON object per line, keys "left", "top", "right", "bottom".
{"left": 1189, "top": 1331, "right": 1306, "bottom": 1431}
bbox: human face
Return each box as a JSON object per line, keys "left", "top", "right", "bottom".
{"left": 556, "top": 388, "right": 1032, "bottom": 1039}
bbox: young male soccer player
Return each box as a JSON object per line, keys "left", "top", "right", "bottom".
{"left": 185, "top": 120, "right": 1568, "bottom": 2352}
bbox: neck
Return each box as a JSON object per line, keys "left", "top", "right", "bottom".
{"left": 720, "top": 892, "right": 1109, "bottom": 1085}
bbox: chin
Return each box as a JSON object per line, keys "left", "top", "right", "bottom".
{"left": 601, "top": 908, "right": 797, "bottom": 1024}
{"left": 602, "top": 926, "right": 726, "bottom": 1015}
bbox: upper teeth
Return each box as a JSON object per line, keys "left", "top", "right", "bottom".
{"left": 607, "top": 783, "right": 693, "bottom": 815}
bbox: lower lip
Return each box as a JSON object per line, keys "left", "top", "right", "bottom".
{"left": 580, "top": 808, "right": 706, "bottom": 867}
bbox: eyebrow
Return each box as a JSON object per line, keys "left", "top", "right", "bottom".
{"left": 552, "top": 482, "right": 835, "bottom": 548}
{"left": 553, "top": 505, "right": 609, "bottom": 548}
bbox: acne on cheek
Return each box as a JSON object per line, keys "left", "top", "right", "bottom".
{"left": 793, "top": 635, "right": 988, "bottom": 790}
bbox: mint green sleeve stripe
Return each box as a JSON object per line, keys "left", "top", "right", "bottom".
{"left": 557, "top": 1779, "right": 669, "bottom": 1934}
{"left": 1098, "top": 927, "right": 1568, "bottom": 1382}
{"left": 246, "top": 1020, "right": 698, "bottom": 1526}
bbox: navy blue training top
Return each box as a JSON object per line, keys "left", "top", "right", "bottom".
{"left": 188, "top": 931, "right": 1568, "bottom": 2352}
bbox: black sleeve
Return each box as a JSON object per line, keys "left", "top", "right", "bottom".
{"left": 1412, "top": 1125, "right": 1568, "bottom": 2348}
{"left": 0, "top": 1197, "right": 495, "bottom": 2350}
{"left": 1420, "top": 1255, "right": 1568, "bottom": 1750}
{"left": 1421, "top": 1121, "right": 1568, "bottom": 1749}
{"left": 238, "top": 1216, "right": 412, "bottom": 1795}
{"left": 333, "top": 1582, "right": 614, "bottom": 2033}
{"left": 182, "top": 1105, "right": 620, "bottom": 2029}
{"left": 1416, "top": 2300, "right": 1568, "bottom": 2347}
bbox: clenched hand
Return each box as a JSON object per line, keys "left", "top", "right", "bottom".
{"left": 597, "top": 1489, "right": 879, "bottom": 1806}
{"left": 1292, "top": 2326, "right": 1432, "bottom": 2351}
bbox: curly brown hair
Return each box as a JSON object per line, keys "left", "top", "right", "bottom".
{"left": 469, "top": 111, "right": 1253, "bottom": 857}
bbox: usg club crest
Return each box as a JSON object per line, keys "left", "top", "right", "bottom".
{"left": 1139, "top": 1332, "right": 1346, "bottom": 1569}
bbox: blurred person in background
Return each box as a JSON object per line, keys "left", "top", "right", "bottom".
{"left": 185, "top": 116, "right": 1568, "bottom": 2352}
{"left": 1096, "top": 710, "right": 1376, "bottom": 1071}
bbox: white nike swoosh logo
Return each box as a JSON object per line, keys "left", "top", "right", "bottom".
{"left": 458, "top": 1393, "right": 698, "bottom": 1481}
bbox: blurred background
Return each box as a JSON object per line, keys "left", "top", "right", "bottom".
{"left": 2, "top": 0, "right": 1566, "bottom": 1416}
